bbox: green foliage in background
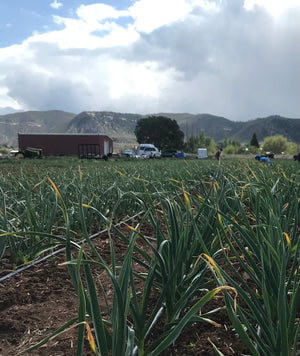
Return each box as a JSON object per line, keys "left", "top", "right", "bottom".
{"left": 262, "top": 134, "right": 288, "bottom": 154}
{"left": 250, "top": 132, "right": 260, "bottom": 147}
{"left": 134, "top": 116, "right": 184, "bottom": 150}
{"left": 184, "top": 131, "right": 217, "bottom": 154}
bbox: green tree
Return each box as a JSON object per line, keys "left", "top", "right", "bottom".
{"left": 135, "top": 116, "right": 184, "bottom": 150}
{"left": 250, "top": 133, "right": 259, "bottom": 148}
{"left": 223, "top": 132, "right": 229, "bottom": 148}
{"left": 184, "top": 131, "right": 217, "bottom": 154}
{"left": 207, "top": 139, "right": 218, "bottom": 155}
{"left": 262, "top": 135, "right": 288, "bottom": 154}
{"left": 286, "top": 142, "right": 300, "bottom": 155}
{"left": 223, "top": 144, "right": 237, "bottom": 154}
{"left": 220, "top": 135, "right": 241, "bottom": 150}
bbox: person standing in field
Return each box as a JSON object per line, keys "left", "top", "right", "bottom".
{"left": 215, "top": 148, "right": 222, "bottom": 161}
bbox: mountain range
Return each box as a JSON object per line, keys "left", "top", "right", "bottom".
{"left": 0, "top": 110, "right": 299, "bottom": 148}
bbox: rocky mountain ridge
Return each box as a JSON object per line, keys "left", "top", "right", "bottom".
{"left": 0, "top": 110, "right": 299, "bottom": 147}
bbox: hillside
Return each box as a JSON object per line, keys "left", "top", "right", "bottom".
{"left": 0, "top": 110, "right": 76, "bottom": 146}
{"left": 230, "top": 115, "right": 300, "bottom": 144}
{"left": 0, "top": 110, "right": 299, "bottom": 148}
{"left": 66, "top": 112, "right": 300, "bottom": 146}
{"left": 66, "top": 111, "right": 141, "bottom": 144}
{"left": 161, "top": 113, "right": 244, "bottom": 142}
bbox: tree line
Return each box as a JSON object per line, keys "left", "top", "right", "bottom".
{"left": 134, "top": 116, "right": 299, "bottom": 155}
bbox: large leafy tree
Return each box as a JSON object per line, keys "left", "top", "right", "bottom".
{"left": 135, "top": 116, "right": 184, "bottom": 150}
{"left": 262, "top": 134, "right": 288, "bottom": 154}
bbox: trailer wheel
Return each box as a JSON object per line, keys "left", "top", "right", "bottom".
{"left": 15, "top": 151, "right": 25, "bottom": 159}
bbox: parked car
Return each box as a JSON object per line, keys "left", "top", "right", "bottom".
{"left": 262, "top": 152, "right": 275, "bottom": 159}
{"left": 161, "top": 150, "right": 178, "bottom": 158}
{"left": 138, "top": 144, "right": 161, "bottom": 158}
{"left": 177, "top": 152, "right": 186, "bottom": 158}
{"left": 142, "top": 147, "right": 161, "bottom": 158}
{"left": 122, "top": 149, "right": 133, "bottom": 157}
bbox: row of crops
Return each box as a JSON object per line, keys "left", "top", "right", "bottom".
{"left": 0, "top": 157, "right": 218, "bottom": 266}
{"left": 1, "top": 157, "right": 300, "bottom": 355}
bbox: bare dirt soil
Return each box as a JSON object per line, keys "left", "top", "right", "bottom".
{"left": 0, "top": 220, "right": 249, "bottom": 356}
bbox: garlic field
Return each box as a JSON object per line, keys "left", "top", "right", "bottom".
{"left": 0, "top": 157, "right": 299, "bottom": 356}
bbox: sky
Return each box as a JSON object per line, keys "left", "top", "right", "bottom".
{"left": 0, "top": 0, "right": 299, "bottom": 121}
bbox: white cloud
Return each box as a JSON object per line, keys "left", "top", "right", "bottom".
{"left": 50, "top": 0, "right": 63, "bottom": 10}
{"left": 0, "top": 87, "right": 22, "bottom": 109}
{"left": 32, "top": 20, "right": 139, "bottom": 49}
{"left": 129, "top": 0, "right": 192, "bottom": 33}
{"left": 107, "top": 60, "right": 180, "bottom": 99}
{"left": 77, "top": 3, "right": 128, "bottom": 22}
{"left": 0, "top": 0, "right": 299, "bottom": 120}
{"left": 27, "top": 4, "right": 137, "bottom": 49}
{"left": 243, "top": 0, "right": 300, "bottom": 18}
{"left": 0, "top": 38, "right": 179, "bottom": 113}
{"left": 189, "top": 0, "right": 219, "bottom": 11}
